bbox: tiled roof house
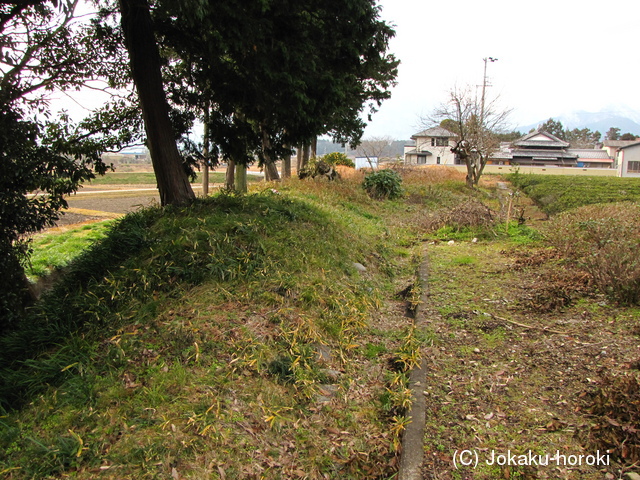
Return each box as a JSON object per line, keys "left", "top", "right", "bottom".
{"left": 508, "top": 131, "right": 578, "bottom": 166}
{"left": 405, "top": 128, "right": 617, "bottom": 170}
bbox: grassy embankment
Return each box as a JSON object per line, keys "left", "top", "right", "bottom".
{"left": 1, "top": 167, "right": 493, "bottom": 479}
{"left": 27, "top": 172, "right": 263, "bottom": 278}
{"left": 7, "top": 170, "right": 640, "bottom": 479}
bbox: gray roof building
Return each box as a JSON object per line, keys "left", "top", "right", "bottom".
{"left": 512, "top": 131, "right": 570, "bottom": 149}
{"left": 410, "top": 127, "right": 457, "bottom": 140}
{"left": 507, "top": 131, "right": 577, "bottom": 166}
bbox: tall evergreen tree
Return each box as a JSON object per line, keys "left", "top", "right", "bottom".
{"left": 118, "top": 0, "right": 195, "bottom": 206}
{"left": 154, "top": 0, "right": 398, "bottom": 173}
{"left": 605, "top": 127, "right": 621, "bottom": 141}
{"left": 539, "top": 118, "right": 566, "bottom": 140}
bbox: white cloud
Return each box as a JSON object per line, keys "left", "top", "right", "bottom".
{"left": 365, "top": 0, "right": 640, "bottom": 138}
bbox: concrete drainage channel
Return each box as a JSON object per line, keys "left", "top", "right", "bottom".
{"left": 397, "top": 255, "right": 430, "bottom": 480}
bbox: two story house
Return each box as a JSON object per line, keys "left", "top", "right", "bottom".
{"left": 404, "top": 127, "right": 458, "bottom": 165}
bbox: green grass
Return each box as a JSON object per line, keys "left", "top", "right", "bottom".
{"left": 27, "top": 221, "right": 114, "bottom": 279}
{"left": 507, "top": 173, "right": 640, "bottom": 215}
{"left": 451, "top": 255, "right": 477, "bottom": 266}
{"left": 88, "top": 172, "right": 158, "bottom": 184}
{"left": 1, "top": 178, "right": 437, "bottom": 479}
{"left": 0, "top": 171, "right": 552, "bottom": 479}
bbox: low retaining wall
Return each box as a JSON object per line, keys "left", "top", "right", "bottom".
{"left": 443, "top": 165, "right": 618, "bottom": 177}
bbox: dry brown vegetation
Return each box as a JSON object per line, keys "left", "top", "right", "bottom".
{"left": 421, "top": 200, "right": 497, "bottom": 233}
{"left": 544, "top": 203, "right": 640, "bottom": 305}
{"left": 6, "top": 168, "right": 640, "bottom": 480}
{"left": 391, "top": 165, "right": 467, "bottom": 185}
{"left": 420, "top": 239, "right": 640, "bottom": 479}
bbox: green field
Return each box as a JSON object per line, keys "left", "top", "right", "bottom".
{"left": 507, "top": 173, "right": 640, "bottom": 215}
{"left": 87, "top": 171, "right": 262, "bottom": 185}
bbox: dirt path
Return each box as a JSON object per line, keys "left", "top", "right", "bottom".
{"left": 58, "top": 185, "right": 204, "bottom": 227}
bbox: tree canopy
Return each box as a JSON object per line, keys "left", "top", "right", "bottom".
{"left": 537, "top": 119, "right": 603, "bottom": 148}
{"left": 0, "top": 0, "right": 142, "bottom": 328}
{"left": 606, "top": 127, "right": 621, "bottom": 141}
{"left": 151, "top": 0, "right": 398, "bottom": 169}
{"left": 539, "top": 118, "right": 566, "bottom": 140}
{"left": 1, "top": 0, "right": 398, "bottom": 327}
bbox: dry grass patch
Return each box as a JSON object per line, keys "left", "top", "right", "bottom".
{"left": 544, "top": 202, "right": 640, "bottom": 305}
{"left": 421, "top": 240, "right": 640, "bottom": 479}
{"left": 422, "top": 200, "right": 497, "bottom": 234}
{"left": 394, "top": 165, "right": 467, "bottom": 186}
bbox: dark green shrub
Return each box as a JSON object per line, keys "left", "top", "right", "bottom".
{"left": 362, "top": 169, "right": 403, "bottom": 200}
{"left": 299, "top": 158, "right": 339, "bottom": 180}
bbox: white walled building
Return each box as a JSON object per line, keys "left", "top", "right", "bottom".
{"left": 404, "top": 127, "right": 458, "bottom": 165}
{"left": 616, "top": 141, "right": 640, "bottom": 177}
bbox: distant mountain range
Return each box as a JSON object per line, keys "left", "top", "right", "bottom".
{"left": 518, "top": 109, "right": 640, "bottom": 136}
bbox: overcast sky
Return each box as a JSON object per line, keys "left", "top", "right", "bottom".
{"left": 365, "top": 0, "right": 640, "bottom": 139}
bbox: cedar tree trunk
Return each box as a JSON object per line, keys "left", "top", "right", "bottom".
{"left": 282, "top": 147, "right": 291, "bottom": 178}
{"left": 261, "top": 125, "right": 280, "bottom": 182}
{"left": 202, "top": 108, "right": 210, "bottom": 196}
{"left": 225, "top": 160, "right": 236, "bottom": 190}
{"left": 296, "top": 144, "right": 303, "bottom": 172}
{"left": 235, "top": 163, "right": 247, "bottom": 193}
{"left": 119, "top": 0, "right": 195, "bottom": 206}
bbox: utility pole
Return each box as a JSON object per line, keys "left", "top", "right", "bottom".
{"left": 480, "top": 57, "right": 497, "bottom": 126}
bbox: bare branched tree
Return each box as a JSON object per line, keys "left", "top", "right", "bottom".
{"left": 355, "top": 135, "right": 394, "bottom": 169}
{"left": 427, "top": 86, "right": 511, "bottom": 187}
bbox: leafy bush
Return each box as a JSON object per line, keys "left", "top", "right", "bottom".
{"left": 362, "top": 169, "right": 403, "bottom": 200}
{"left": 545, "top": 202, "right": 640, "bottom": 304}
{"left": 321, "top": 152, "right": 354, "bottom": 168}
{"left": 298, "top": 158, "right": 339, "bottom": 180}
{"left": 299, "top": 153, "right": 355, "bottom": 180}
